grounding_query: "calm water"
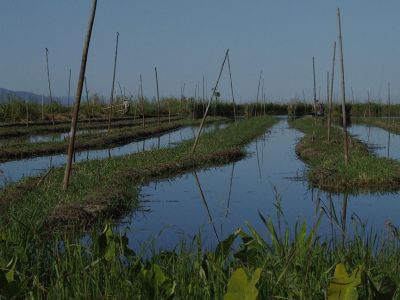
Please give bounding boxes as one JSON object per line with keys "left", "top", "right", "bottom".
{"left": 119, "top": 119, "right": 400, "bottom": 251}
{"left": 0, "top": 124, "right": 224, "bottom": 188}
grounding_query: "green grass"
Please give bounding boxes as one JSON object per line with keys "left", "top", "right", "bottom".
{"left": 1, "top": 115, "right": 400, "bottom": 298}
{"left": 289, "top": 116, "right": 400, "bottom": 192}
{"left": 0, "top": 116, "right": 278, "bottom": 234}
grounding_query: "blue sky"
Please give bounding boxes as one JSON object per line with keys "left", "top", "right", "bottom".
{"left": 1, "top": 1, "right": 400, "bottom": 103}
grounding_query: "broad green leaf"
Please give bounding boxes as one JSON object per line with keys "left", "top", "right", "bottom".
{"left": 5, "top": 256, "right": 17, "bottom": 283}
{"left": 215, "top": 229, "right": 240, "bottom": 260}
{"left": 328, "top": 263, "right": 361, "bottom": 300}
{"left": 224, "top": 268, "right": 262, "bottom": 300}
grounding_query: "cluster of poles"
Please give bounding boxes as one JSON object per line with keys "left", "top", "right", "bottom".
{"left": 313, "top": 8, "right": 349, "bottom": 165}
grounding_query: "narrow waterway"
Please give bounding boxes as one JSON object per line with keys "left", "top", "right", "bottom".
{"left": 119, "top": 119, "right": 400, "bottom": 251}
{"left": 0, "top": 123, "right": 224, "bottom": 188}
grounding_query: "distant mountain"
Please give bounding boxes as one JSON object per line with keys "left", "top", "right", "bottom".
{"left": 0, "top": 88, "right": 70, "bottom": 105}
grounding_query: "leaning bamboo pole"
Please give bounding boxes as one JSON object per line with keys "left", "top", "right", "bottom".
{"left": 107, "top": 32, "right": 119, "bottom": 133}
{"left": 255, "top": 70, "right": 262, "bottom": 117}
{"left": 312, "top": 56, "right": 317, "bottom": 141}
{"left": 337, "top": 7, "right": 349, "bottom": 165}
{"left": 63, "top": 0, "right": 97, "bottom": 190}
{"left": 68, "top": 68, "right": 71, "bottom": 109}
{"left": 328, "top": 41, "right": 336, "bottom": 143}
{"left": 192, "top": 49, "right": 229, "bottom": 153}
{"left": 84, "top": 76, "right": 91, "bottom": 124}
{"left": 227, "top": 52, "right": 237, "bottom": 122}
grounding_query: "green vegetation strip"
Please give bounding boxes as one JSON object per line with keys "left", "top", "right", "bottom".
{"left": 0, "top": 116, "right": 277, "bottom": 232}
{"left": 352, "top": 117, "right": 400, "bottom": 134}
{"left": 0, "top": 117, "right": 225, "bottom": 162}
{"left": 290, "top": 116, "right": 400, "bottom": 192}
{"left": 0, "top": 115, "right": 182, "bottom": 140}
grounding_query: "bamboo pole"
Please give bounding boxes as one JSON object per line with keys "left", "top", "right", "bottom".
{"left": 107, "top": 32, "right": 119, "bottom": 133}
{"left": 41, "top": 95, "right": 44, "bottom": 121}
{"left": 388, "top": 82, "right": 391, "bottom": 117}
{"left": 337, "top": 7, "right": 349, "bottom": 165}
{"left": 255, "top": 70, "right": 262, "bottom": 117}
{"left": 227, "top": 52, "right": 237, "bottom": 122}
{"left": 155, "top": 67, "right": 160, "bottom": 126}
{"left": 192, "top": 49, "right": 229, "bottom": 153}
{"left": 140, "top": 74, "right": 145, "bottom": 128}
{"left": 328, "top": 41, "right": 336, "bottom": 143}
{"left": 202, "top": 75, "right": 205, "bottom": 117}
{"left": 68, "top": 68, "right": 71, "bottom": 109}
{"left": 45, "top": 48, "right": 55, "bottom": 125}
{"left": 26, "top": 100, "right": 29, "bottom": 127}
{"left": 84, "top": 76, "right": 91, "bottom": 124}
{"left": 312, "top": 56, "right": 317, "bottom": 140}
{"left": 63, "top": 0, "right": 97, "bottom": 190}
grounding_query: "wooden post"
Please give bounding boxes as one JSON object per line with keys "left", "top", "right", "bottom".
{"left": 84, "top": 76, "right": 91, "bottom": 124}
{"left": 255, "top": 70, "right": 262, "bottom": 117}
{"left": 328, "top": 41, "right": 336, "bottom": 143}
{"left": 155, "top": 67, "right": 160, "bottom": 126}
{"left": 45, "top": 48, "right": 55, "bottom": 125}
{"left": 388, "top": 82, "right": 391, "bottom": 117}
{"left": 192, "top": 49, "right": 229, "bottom": 153}
{"left": 140, "top": 74, "right": 145, "bottom": 128}
{"left": 63, "top": 0, "right": 97, "bottom": 190}
{"left": 227, "top": 52, "right": 237, "bottom": 122}
{"left": 107, "top": 32, "right": 119, "bottom": 133}
{"left": 68, "top": 68, "right": 71, "bottom": 109}
{"left": 337, "top": 7, "right": 349, "bottom": 165}
{"left": 26, "top": 100, "right": 29, "bottom": 127}
{"left": 312, "top": 56, "right": 317, "bottom": 140}
{"left": 41, "top": 95, "right": 44, "bottom": 121}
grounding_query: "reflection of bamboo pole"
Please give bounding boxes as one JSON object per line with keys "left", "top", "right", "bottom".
{"left": 337, "top": 7, "right": 349, "bottom": 165}
{"left": 193, "top": 172, "right": 220, "bottom": 242}
{"left": 63, "top": 0, "right": 97, "bottom": 190}
{"left": 341, "top": 193, "right": 348, "bottom": 246}
{"left": 192, "top": 49, "right": 229, "bottom": 153}
{"left": 107, "top": 32, "right": 119, "bottom": 133}
{"left": 225, "top": 163, "right": 235, "bottom": 218}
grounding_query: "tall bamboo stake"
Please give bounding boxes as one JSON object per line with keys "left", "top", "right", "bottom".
{"left": 312, "top": 56, "right": 317, "bottom": 140}
{"left": 192, "top": 49, "right": 229, "bottom": 153}
{"left": 388, "top": 82, "right": 391, "bottom": 117}
{"left": 140, "top": 74, "right": 145, "bottom": 128}
{"left": 107, "top": 32, "right": 119, "bottom": 133}
{"left": 26, "top": 100, "right": 29, "bottom": 127}
{"left": 63, "top": 0, "right": 97, "bottom": 190}
{"left": 227, "top": 52, "right": 237, "bottom": 122}
{"left": 337, "top": 7, "right": 349, "bottom": 165}
{"left": 41, "top": 95, "right": 44, "bottom": 121}
{"left": 255, "top": 70, "right": 262, "bottom": 117}
{"left": 328, "top": 41, "right": 336, "bottom": 143}
{"left": 84, "top": 76, "right": 91, "bottom": 124}
{"left": 155, "top": 67, "right": 160, "bottom": 126}
{"left": 202, "top": 75, "right": 205, "bottom": 117}
{"left": 68, "top": 68, "right": 71, "bottom": 108}
{"left": 45, "top": 48, "right": 55, "bottom": 125}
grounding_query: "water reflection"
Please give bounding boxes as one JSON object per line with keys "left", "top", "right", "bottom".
{"left": 119, "top": 120, "right": 400, "bottom": 251}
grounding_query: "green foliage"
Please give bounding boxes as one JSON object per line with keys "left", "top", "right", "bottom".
{"left": 224, "top": 268, "right": 262, "bottom": 300}
{"left": 328, "top": 263, "right": 362, "bottom": 300}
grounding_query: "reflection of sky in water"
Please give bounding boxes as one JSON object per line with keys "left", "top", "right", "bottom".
{"left": 348, "top": 124, "right": 400, "bottom": 160}
{"left": 118, "top": 120, "right": 400, "bottom": 251}
{"left": 0, "top": 124, "right": 225, "bottom": 188}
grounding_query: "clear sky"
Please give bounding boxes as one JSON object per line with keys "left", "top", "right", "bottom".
{"left": 1, "top": 1, "right": 400, "bottom": 103}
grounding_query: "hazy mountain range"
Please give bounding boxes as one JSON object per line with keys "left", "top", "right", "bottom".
{"left": 0, "top": 87, "right": 71, "bottom": 105}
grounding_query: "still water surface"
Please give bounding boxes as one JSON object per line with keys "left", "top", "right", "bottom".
{"left": 119, "top": 119, "right": 400, "bottom": 251}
